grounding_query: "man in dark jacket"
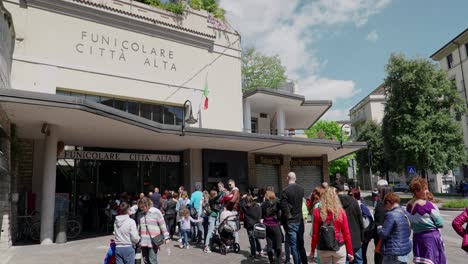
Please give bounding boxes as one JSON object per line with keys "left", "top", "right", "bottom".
{"left": 281, "top": 172, "right": 307, "bottom": 264}
{"left": 335, "top": 183, "right": 364, "bottom": 264}
{"left": 150, "top": 187, "right": 161, "bottom": 209}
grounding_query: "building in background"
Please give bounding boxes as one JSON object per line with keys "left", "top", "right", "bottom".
{"left": 0, "top": 0, "right": 365, "bottom": 247}
{"left": 430, "top": 28, "right": 468, "bottom": 184}
{"left": 0, "top": 0, "right": 15, "bottom": 249}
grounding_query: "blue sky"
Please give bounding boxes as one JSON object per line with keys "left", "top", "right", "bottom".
{"left": 220, "top": 0, "right": 468, "bottom": 120}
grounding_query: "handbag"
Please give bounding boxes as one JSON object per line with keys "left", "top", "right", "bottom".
{"left": 375, "top": 239, "right": 382, "bottom": 254}
{"left": 253, "top": 223, "right": 266, "bottom": 239}
{"left": 144, "top": 215, "right": 165, "bottom": 247}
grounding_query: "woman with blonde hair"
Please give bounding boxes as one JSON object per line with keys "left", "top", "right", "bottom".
{"left": 261, "top": 190, "right": 283, "bottom": 264}
{"left": 311, "top": 187, "right": 353, "bottom": 264}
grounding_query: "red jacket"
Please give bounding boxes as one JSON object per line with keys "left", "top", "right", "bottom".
{"left": 452, "top": 207, "right": 468, "bottom": 253}
{"left": 311, "top": 208, "right": 353, "bottom": 256}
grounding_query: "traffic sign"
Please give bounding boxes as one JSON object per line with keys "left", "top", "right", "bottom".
{"left": 407, "top": 166, "right": 416, "bottom": 176}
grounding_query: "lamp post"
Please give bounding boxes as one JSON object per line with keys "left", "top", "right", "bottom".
{"left": 181, "top": 100, "right": 198, "bottom": 136}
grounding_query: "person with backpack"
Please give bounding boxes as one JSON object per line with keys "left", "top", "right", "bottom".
{"left": 376, "top": 192, "right": 411, "bottom": 264}
{"left": 350, "top": 188, "right": 374, "bottom": 264}
{"left": 262, "top": 190, "right": 283, "bottom": 264}
{"left": 240, "top": 193, "right": 263, "bottom": 258}
{"left": 311, "top": 187, "right": 354, "bottom": 264}
{"left": 308, "top": 186, "right": 325, "bottom": 263}
{"left": 334, "top": 183, "right": 364, "bottom": 264}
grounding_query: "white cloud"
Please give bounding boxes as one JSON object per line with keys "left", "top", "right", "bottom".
{"left": 367, "top": 30, "right": 379, "bottom": 42}
{"left": 321, "top": 108, "right": 351, "bottom": 121}
{"left": 220, "top": 0, "right": 391, "bottom": 101}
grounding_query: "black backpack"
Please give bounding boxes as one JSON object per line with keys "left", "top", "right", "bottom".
{"left": 317, "top": 215, "right": 340, "bottom": 251}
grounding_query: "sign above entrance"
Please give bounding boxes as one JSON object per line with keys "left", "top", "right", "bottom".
{"left": 255, "top": 155, "right": 283, "bottom": 165}
{"left": 290, "top": 157, "right": 322, "bottom": 167}
{"left": 59, "top": 151, "right": 180, "bottom": 162}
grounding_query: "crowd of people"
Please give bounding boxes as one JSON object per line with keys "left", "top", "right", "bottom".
{"left": 104, "top": 173, "right": 468, "bottom": 264}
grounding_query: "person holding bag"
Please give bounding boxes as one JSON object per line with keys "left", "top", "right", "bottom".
{"left": 138, "top": 197, "right": 170, "bottom": 264}
{"left": 376, "top": 192, "right": 411, "bottom": 264}
{"left": 452, "top": 207, "right": 468, "bottom": 253}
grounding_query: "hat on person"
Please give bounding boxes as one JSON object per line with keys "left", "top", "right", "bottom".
{"left": 377, "top": 179, "right": 389, "bottom": 187}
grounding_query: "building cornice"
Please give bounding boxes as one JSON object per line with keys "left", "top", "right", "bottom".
{"left": 431, "top": 28, "right": 468, "bottom": 60}
{"left": 26, "top": 0, "right": 218, "bottom": 50}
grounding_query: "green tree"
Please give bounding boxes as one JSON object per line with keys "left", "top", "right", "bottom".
{"left": 355, "top": 121, "right": 387, "bottom": 179}
{"left": 305, "top": 121, "right": 355, "bottom": 178}
{"left": 382, "top": 54, "right": 467, "bottom": 177}
{"left": 242, "top": 47, "right": 287, "bottom": 90}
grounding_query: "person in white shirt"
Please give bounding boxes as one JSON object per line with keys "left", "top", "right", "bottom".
{"left": 114, "top": 202, "right": 140, "bottom": 264}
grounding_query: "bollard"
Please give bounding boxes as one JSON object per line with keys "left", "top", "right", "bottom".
{"left": 55, "top": 215, "right": 67, "bottom": 243}
{"left": 135, "top": 246, "right": 142, "bottom": 264}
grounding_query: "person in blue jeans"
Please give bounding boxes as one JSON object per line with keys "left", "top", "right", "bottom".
{"left": 280, "top": 172, "right": 308, "bottom": 264}
{"left": 113, "top": 202, "right": 140, "bottom": 264}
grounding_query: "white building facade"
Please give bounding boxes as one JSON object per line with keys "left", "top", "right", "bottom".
{"left": 0, "top": 0, "right": 365, "bottom": 247}
{"left": 431, "top": 28, "right": 468, "bottom": 183}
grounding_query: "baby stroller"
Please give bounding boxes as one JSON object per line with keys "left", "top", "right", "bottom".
{"left": 210, "top": 214, "right": 241, "bottom": 255}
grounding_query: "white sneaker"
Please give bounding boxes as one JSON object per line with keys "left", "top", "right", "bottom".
{"left": 203, "top": 247, "right": 212, "bottom": 253}
{"left": 179, "top": 244, "right": 184, "bottom": 249}
{"left": 186, "top": 245, "right": 190, "bottom": 249}
{"left": 178, "top": 238, "right": 182, "bottom": 243}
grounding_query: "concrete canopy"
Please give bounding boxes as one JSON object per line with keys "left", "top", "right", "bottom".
{"left": 243, "top": 89, "right": 332, "bottom": 129}
{"left": 0, "top": 89, "right": 365, "bottom": 161}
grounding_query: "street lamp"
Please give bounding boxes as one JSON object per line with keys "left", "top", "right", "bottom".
{"left": 181, "top": 100, "right": 198, "bottom": 136}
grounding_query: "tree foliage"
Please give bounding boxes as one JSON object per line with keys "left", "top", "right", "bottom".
{"left": 242, "top": 47, "right": 287, "bottom": 90}
{"left": 382, "top": 54, "right": 467, "bottom": 176}
{"left": 135, "top": 0, "right": 225, "bottom": 18}
{"left": 305, "top": 121, "right": 355, "bottom": 177}
{"left": 355, "top": 121, "right": 387, "bottom": 176}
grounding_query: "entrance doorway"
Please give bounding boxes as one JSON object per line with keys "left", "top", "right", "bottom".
{"left": 56, "top": 154, "right": 182, "bottom": 233}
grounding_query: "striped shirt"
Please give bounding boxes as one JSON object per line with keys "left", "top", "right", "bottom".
{"left": 138, "top": 208, "right": 169, "bottom": 248}
{"left": 406, "top": 199, "right": 444, "bottom": 234}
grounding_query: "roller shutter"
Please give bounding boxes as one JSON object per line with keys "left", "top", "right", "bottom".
{"left": 255, "top": 164, "right": 280, "bottom": 194}
{"left": 292, "top": 165, "right": 322, "bottom": 198}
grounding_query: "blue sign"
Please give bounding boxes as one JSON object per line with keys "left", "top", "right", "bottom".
{"left": 407, "top": 166, "right": 416, "bottom": 175}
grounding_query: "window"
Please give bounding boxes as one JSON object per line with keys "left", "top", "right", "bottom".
{"left": 140, "top": 103, "right": 153, "bottom": 120}
{"left": 152, "top": 105, "right": 164, "bottom": 123}
{"left": 127, "top": 101, "right": 139, "bottom": 116}
{"left": 101, "top": 97, "right": 114, "bottom": 108}
{"left": 465, "top": 43, "right": 468, "bottom": 59}
{"left": 173, "top": 107, "right": 183, "bottom": 125}
{"left": 447, "top": 54, "right": 454, "bottom": 69}
{"left": 113, "top": 99, "right": 127, "bottom": 112}
{"left": 163, "top": 106, "right": 176, "bottom": 125}
{"left": 85, "top": 94, "right": 100, "bottom": 103}
{"left": 251, "top": 118, "right": 258, "bottom": 133}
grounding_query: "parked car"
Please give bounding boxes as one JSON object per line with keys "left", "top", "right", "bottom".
{"left": 393, "top": 183, "right": 409, "bottom": 193}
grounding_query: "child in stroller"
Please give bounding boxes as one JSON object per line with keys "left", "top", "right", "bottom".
{"left": 209, "top": 211, "right": 241, "bottom": 255}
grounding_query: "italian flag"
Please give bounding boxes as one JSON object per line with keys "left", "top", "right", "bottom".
{"left": 203, "top": 79, "right": 209, "bottom": 110}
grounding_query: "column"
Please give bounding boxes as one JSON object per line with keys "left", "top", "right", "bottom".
{"left": 243, "top": 99, "right": 251, "bottom": 133}
{"left": 40, "top": 125, "right": 57, "bottom": 245}
{"left": 276, "top": 108, "right": 285, "bottom": 136}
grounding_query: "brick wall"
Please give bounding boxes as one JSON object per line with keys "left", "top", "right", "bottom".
{"left": 16, "top": 139, "right": 34, "bottom": 194}
{"left": 247, "top": 153, "right": 256, "bottom": 188}
{"left": 322, "top": 154, "right": 330, "bottom": 183}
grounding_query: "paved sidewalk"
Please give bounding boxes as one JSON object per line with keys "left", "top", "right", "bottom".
{"left": 2, "top": 224, "right": 313, "bottom": 264}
